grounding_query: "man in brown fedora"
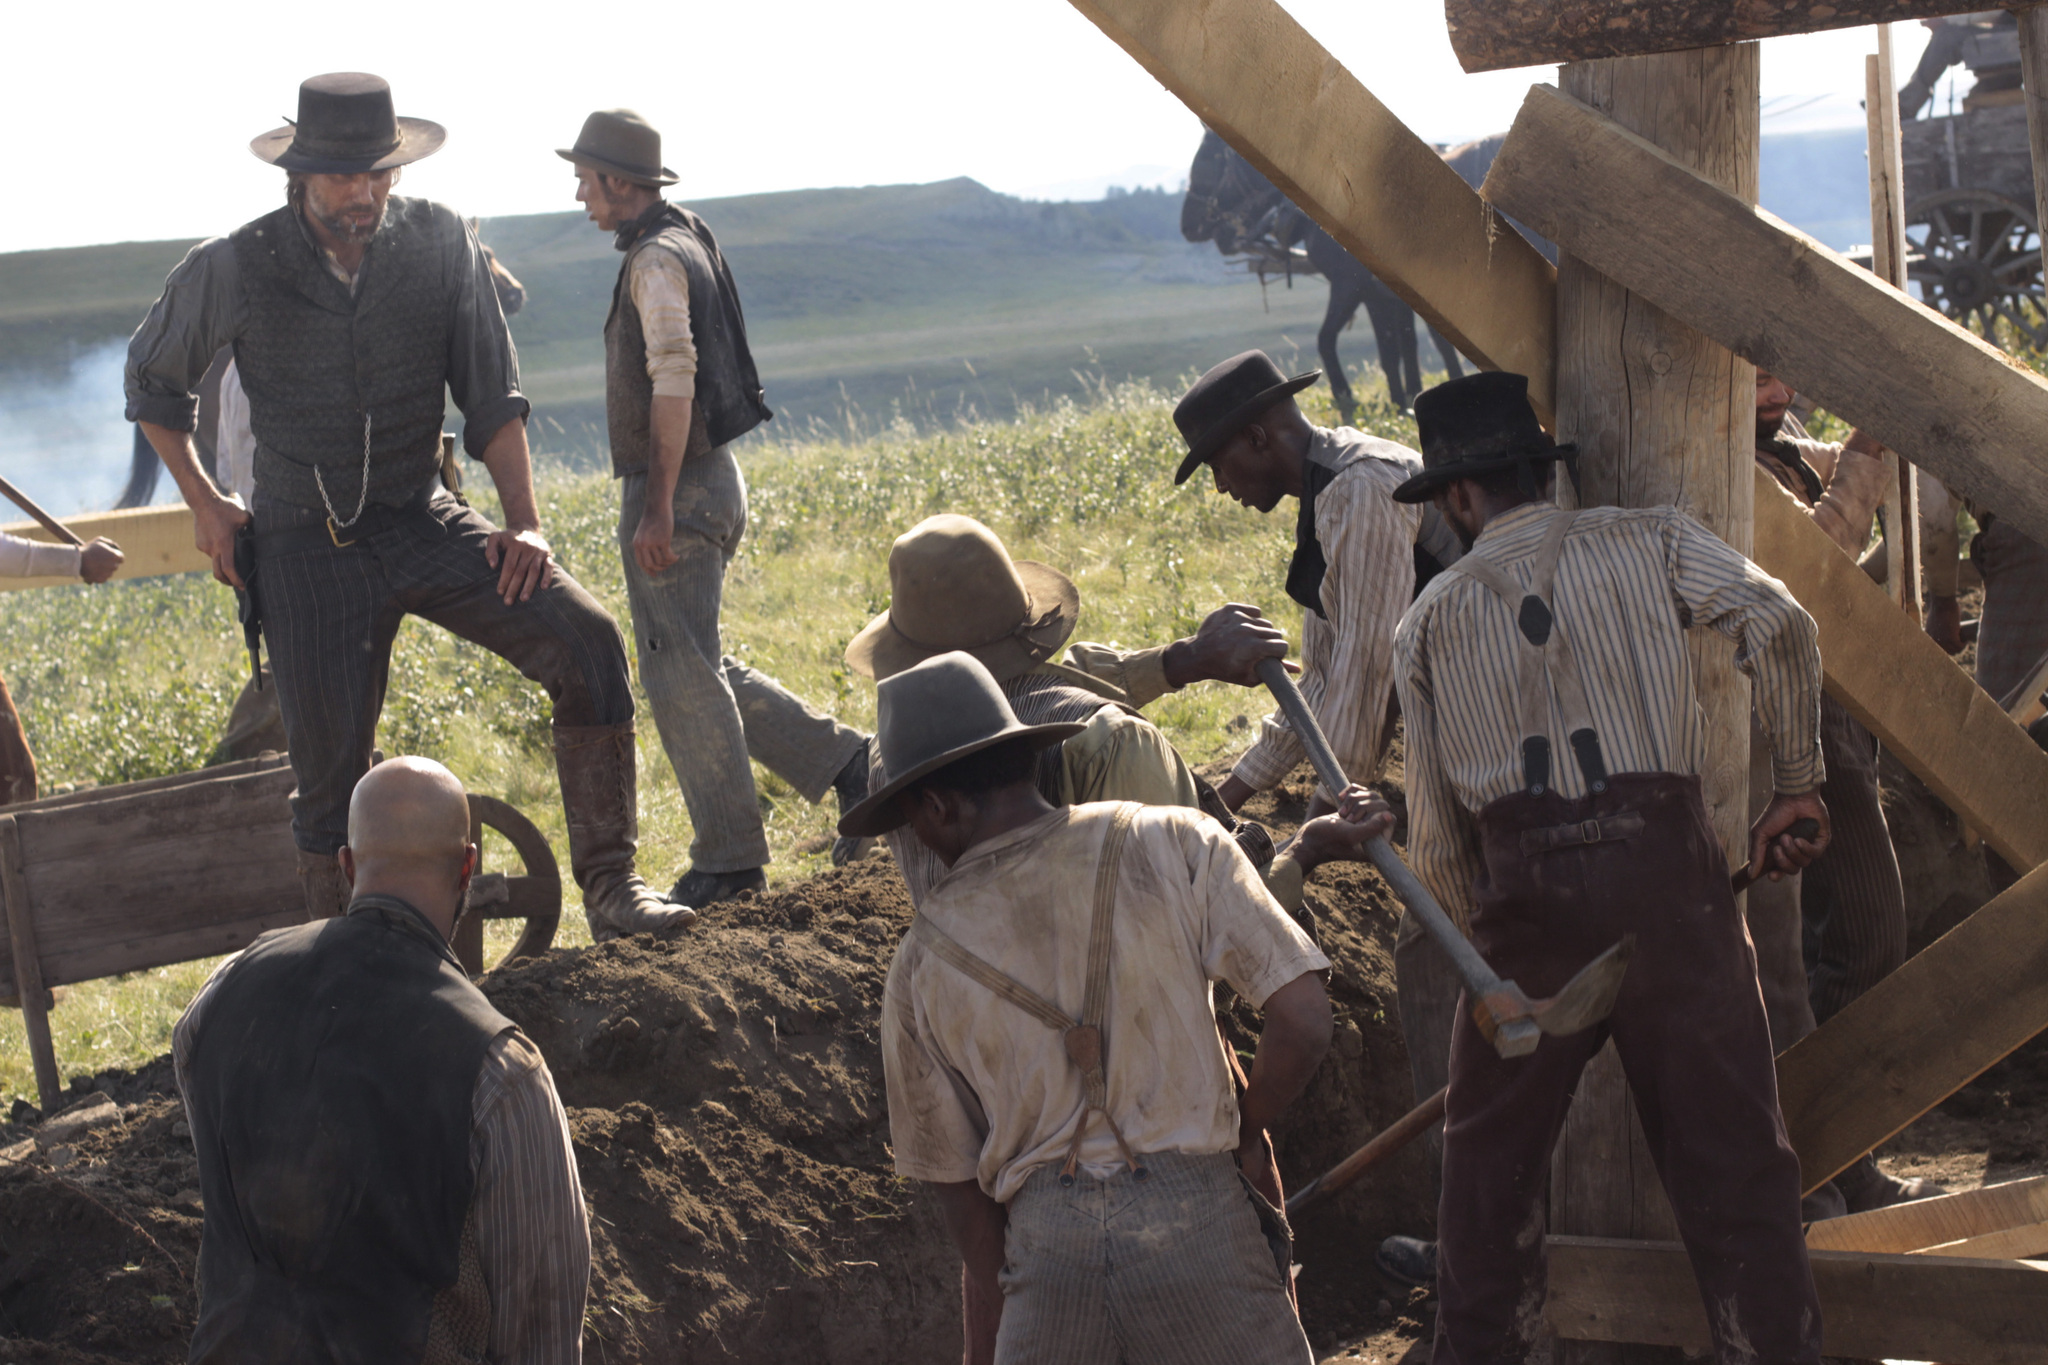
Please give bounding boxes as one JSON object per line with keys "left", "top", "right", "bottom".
{"left": 127, "top": 73, "right": 687, "bottom": 939}
{"left": 850, "top": 650, "right": 1359, "bottom": 1365}
{"left": 560, "top": 108, "right": 873, "bottom": 902}
{"left": 1171, "top": 347, "right": 1467, "bottom": 1285}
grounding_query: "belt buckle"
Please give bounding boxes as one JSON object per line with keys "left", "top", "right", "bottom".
{"left": 327, "top": 517, "right": 357, "bottom": 548}
{"left": 1579, "top": 818, "right": 1603, "bottom": 846}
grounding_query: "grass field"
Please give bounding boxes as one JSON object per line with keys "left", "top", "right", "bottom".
{"left": 0, "top": 378, "right": 1427, "bottom": 1109}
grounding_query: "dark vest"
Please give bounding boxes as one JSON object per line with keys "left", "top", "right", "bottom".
{"left": 605, "top": 202, "right": 771, "bottom": 477}
{"left": 230, "top": 197, "right": 461, "bottom": 512}
{"left": 184, "top": 896, "right": 512, "bottom": 1365}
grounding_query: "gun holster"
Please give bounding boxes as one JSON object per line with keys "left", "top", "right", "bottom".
{"left": 233, "top": 524, "right": 263, "bottom": 689}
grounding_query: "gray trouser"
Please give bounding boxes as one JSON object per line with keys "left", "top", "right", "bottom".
{"left": 617, "top": 448, "right": 864, "bottom": 872}
{"left": 254, "top": 483, "right": 633, "bottom": 856}
{"left": 997, "top": 1151, "right": 1310, "bottom": 1365}
{"left": 1801, "top": 695, "right": 1907, "bottom": 1024}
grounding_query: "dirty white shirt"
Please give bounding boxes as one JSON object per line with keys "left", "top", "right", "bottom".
{"left": 882, "top": 802, "right": 1329, "bottom": 1203}
{"left": 630, "top": 248, "right": 698, "bottom": 397}
{"left": 0, "top": 531, "right": 80, "bottom": 579}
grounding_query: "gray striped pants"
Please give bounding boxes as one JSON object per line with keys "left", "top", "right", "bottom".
{"left": 618, "top": 449, "right": 864, "bottom": 872}
{"left": 1801, "top": 695, "right": 1907, "bottom": 1023}
{"left": 995, "top": 1151, "right": 1310, "bottom": 1365}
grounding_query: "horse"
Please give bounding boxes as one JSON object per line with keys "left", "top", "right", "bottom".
{"left": 116, "top": 238, "right": 528, "bottom": 508}
{"left": 1181, "top": 130, "right": 1550, "bottom": 419}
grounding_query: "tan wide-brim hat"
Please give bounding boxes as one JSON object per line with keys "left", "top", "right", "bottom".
{"left": 845, "top": 514, "right": 1081, "bottom": 683}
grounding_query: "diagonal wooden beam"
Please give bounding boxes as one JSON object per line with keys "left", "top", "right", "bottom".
{"left": 1063, "top": 0, "right": 1558, "bottom": 420}
{"left": 1482, "top": 81, "right": 2048, "bottom": 555}
{"left": 1445, "top": 1, "right": 2013, "bottom": 73}
{"left": 0, "top": 506, "right": 208, "bottom": 593}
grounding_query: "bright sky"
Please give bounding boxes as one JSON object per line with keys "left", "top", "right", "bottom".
{"left": 7, "top": 1, "right": 1937, "bottom": 255}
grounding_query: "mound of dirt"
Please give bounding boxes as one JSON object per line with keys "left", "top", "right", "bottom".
{"left": 0, "top": 770, "right": 1430, "bottom": 1362}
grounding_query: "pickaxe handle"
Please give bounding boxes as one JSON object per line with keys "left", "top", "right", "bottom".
{"left": 1286, "top": 1085, "right": 1447, "bottom": 1217}
{"left": 0, "top": 474, "right": 85, "bottom": 548}
{"left": 1253, "top": 658, "right": 1541, "bottom": 1056}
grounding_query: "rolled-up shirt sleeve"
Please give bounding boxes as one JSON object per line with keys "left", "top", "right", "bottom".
{"left": 629, "top": 249, "right": 699, "bottom": 399}
{"left": 445, "top": 217, "right": 530, "bottom": 458}
{"left": 125, "top": 238, "right": 243, "bottom": 433}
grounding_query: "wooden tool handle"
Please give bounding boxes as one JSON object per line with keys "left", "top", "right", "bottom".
{"left": 0, "top": 474, "right": 85, "bottom": 548}
{"left": 1730, "top": 817, "right": 1823, "bottom": 894}
{"left": 1286, "top": 1086, "right": 1448, "bottom": 1216}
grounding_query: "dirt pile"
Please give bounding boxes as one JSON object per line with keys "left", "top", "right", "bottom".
{"left": 0, "top": 773, "right": 1431, "bottom": 1362}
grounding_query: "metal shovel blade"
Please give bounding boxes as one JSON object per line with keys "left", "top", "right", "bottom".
{"left": 1531, "top": 935, "right": 1634, "bottom": 1037}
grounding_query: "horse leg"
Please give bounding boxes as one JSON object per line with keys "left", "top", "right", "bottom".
{"left": 1429, "top": 324, "right": 1466, "bottom": 381}
{"left": 1397, "top": 309, "right": 1423, "bottom": 407}
{"left": 1319, "top": 285, "right": 1360, "bottom": 423}
{"left": 115, "top": 424, "right": 160, "bottom": 509}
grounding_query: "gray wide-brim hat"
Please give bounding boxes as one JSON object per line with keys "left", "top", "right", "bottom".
{"left": 557, "top": 109, "right": 679, "bottom": 187}
{"left": 250, "top": 73, "right": 445, "bottom": 174}
{"left": 837, "top": 652, "right": 1083, "bottom": 838}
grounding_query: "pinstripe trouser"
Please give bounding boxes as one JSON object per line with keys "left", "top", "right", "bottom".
{"left": 995, "top": 1151, "right": 1310, "bottom": 1365}
{"left": 253, "top": 484, "right": 633, "bottom": 856}
{"left": 1801, "top": 695, "right": 1907, "bottom": 1024}
{"left": 617, "top": 449, "right": 865, "bottom": 872}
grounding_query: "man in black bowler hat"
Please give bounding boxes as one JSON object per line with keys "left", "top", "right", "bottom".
{"left": 1171, "top": 347, "right": 1465, "bottom": 1285}
{"left": 1391, "top": 371, "right": 1830, "bottom": 1365}
{"left": 127, "top": 73, "right": 689, "bottom": 937}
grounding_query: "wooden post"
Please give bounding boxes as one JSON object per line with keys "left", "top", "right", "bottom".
{"left": 2017, "top": 9, "right": 2048, "bottom": 301}
{"left": 1549, "top": 48, "right": 1759, "bottom": 1359}
{"left": 0, "top": 815, "right": 60, "bottom": 1113}
{"left": 1868, "top": 29, "right": 1924, "bottom": 617}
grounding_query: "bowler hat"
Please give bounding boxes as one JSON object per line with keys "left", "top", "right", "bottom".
{"left": 249, "top": 73, "right": 445, "bottom": 174}
{"left": 837, "top": 652, "right": 1085, "bottom": 838}
{"left": 844, "top": 515, "right": 1080, "bottom": 684}
{"left": 1171, "top": 350, "right": 1321, "bottom": 485}
{"left": 557, "top": 109, "right": 679, "bottom": 188}
{"left": 1391, "top": 372, "right": 1575, "bottom": 503}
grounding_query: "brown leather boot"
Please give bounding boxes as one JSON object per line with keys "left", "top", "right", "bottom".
{"left": 296, "top": 849, "right": 351, "bottom": 920}
{"left": 553, "top": 723, "right": 696, "bottom": 943}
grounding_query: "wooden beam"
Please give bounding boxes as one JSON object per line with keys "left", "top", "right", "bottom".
{"left": 1806, "top": 1175, "right": 2048, "bottom": 1253}
{"left": 0, "top": 505, "right": 208, "bottom": 592}
{"left": 1867, "top": 32, "right": 1922, "bottom": 617}
{"left": 1775, "top": 857, "right": 2048, "bottom": 1192}
{"left": 1445, "top": 1, "right": 2009, "bottom": 74}
{"left": 1922, "top": 1220, "right": 2048, "bottom": 1260}
{"left": 1482, "top": 81, "right": 2048, "bottom": 555}
{"left": 1545, "top": 1235, "right": 2048, "bottom": 1363}
{"left": 1063, "top": 0, "right": 1559, "bottom": 420}
{"left": 2018, "top": 8, "right": 2048, "bottom": 263}
{"left": 0, "top": 815, "right": 60, "bottom": 1114}
{"left": 1753, "top": 467, "right": 2048, "bottom": 873}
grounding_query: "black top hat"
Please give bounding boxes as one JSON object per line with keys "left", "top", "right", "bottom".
{"left": 557, "top": 110, "right": 679, "bottom": 188}
{"left": 837, "top": 652, "right": 1084, "bottom": 838}
{"left": 1391, "top": 372, "right": 1575, "bottom": 504}
{"left": 1171, "top": 350, "right": 1321, "bottom": 485}
{"left": 249, "top": 73, "right": 445, "bottom": 174}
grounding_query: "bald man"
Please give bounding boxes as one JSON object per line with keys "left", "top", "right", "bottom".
{"left": 174, "top": 758, "right": 590, "bottom": 1364}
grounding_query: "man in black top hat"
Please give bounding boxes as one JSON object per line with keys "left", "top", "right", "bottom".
{"left": 1392, "top": 371, "right": 1830, "bottom": 1365}
{"left": 1171, "top": 348, "right": 1465, "bottom": 1285}
{"left": 557, "top": 109, "right": 874, "bottom": 910}
{"left": 127, "top": 73, "right": 687, "bottom": 936}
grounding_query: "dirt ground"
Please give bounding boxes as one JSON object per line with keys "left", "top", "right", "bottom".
{"left": 0, "top": 762, "right": 2036, "bottom": 1363}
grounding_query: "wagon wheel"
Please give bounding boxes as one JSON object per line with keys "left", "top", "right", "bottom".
{"left": 459, "top": 794, "right": 562, "bottom": 976}
{"left": 1905, "top": 190, "right": 2048, "bottom": 349}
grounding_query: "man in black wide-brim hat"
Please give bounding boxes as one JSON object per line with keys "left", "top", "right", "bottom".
{"left": 1389, "top": 371, "right": 1833, "bottom": 1364}
{"left": 126, "top": 73, "right": 688, "bottom": 937}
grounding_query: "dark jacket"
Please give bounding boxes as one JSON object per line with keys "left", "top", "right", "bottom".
{"left": 605, "top": 201, "right": 771, "bottom": 477}
{"left": 183, "top": 896, "right": 511, "bottom": 1365}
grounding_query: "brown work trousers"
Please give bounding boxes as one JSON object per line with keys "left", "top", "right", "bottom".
{"left": 1432, "top": 773, "right": 1821, "bottom": 1365}
{"left": 0, "top": 674, "right": 35, "bottom": 807}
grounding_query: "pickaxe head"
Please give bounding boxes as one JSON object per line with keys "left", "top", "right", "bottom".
{"left": 1471, "top": 934, "right": 1635, "bottom": 1059}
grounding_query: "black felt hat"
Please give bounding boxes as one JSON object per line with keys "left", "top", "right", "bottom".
{"left": 249, "top": 73, "right": 445, "bottom": 174}
{"left": 1171, "top": 350, "right": 1321, "bottom": 485}
{"left": 1392, "top": 372, "right": 1575, "bottom": 503}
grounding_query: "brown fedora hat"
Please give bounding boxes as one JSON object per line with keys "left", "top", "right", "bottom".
{"left": 837, "top": 652, "right": 1084, "bottom": 838}
{"left": 557, "top": 109, "right": 679, "bottom": 188}
{"left": 249, "top": 73, "right": 445, "bottom": 174}
{"left": 844, "top": 515, "right": 1080, "bottom": 683}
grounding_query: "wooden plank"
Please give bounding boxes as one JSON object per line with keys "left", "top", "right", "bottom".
{"left": 1921, "top": 1220, "right": 2048, "bottom": 1260}
{"left": 1776, "top": 858, "right": 2048, "bottom": 1192}
{"left": 1482, "top": 81, "right": 2048, "bottom": 554}
{"left": 0, "top": 816, "right": 60, "bottom": 1113}
{"left": 0, "top": 505, "right": 209, "bottom": 593}
{"left": 0, "top": 753, "right": 289, "bottom": 816}
{"left": 1807, "top": 1175, "right": 2048, "bottom": 1252}
{"left": 1868, "top": 35, "right": 1922, "bottom": 617}
{"left": 1546, "top": 1234, "right": 2048, "bottom": 1363}
{"left": 1753, "top": 468, "right": 2048, "bottom": 872}
{"left": 1444, "top": 1, "right": 2007, "bottom": 74}
{"left": 2020, "top": 9, "right": 2048, "bottom": 293}
{"left": 1063, "top": 0, "right": 1559, "bottom": 420}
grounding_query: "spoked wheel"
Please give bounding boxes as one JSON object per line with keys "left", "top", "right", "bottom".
{"left": 454, "top": 794, "right": 562, "bottom": 977}
{"left": 1905, "top": 190, "right": 2048, "bottom": 348}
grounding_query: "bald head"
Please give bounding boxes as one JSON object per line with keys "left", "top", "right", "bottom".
{"left": 339, "top": 758, "right": 477, "bottom": 935}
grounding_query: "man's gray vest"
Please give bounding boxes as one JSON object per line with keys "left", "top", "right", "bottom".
{"left": 183, "top": 896, "right": 512, "bottom": 1365}
{"left": 604, "top": 202, "right": 771, "bottom": 477}
{"left": 230, "top": 197, "right": 461, "bottom": 511}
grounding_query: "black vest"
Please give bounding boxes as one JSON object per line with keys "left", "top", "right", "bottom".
{"left": 605, "top": 202, "right": 771, "bottom": 477}
{"left": 230, "top": 197, "right": 461, "bottom": 511}
{"left": 184, "top": 896, "right": 512, "bottom": 1365}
